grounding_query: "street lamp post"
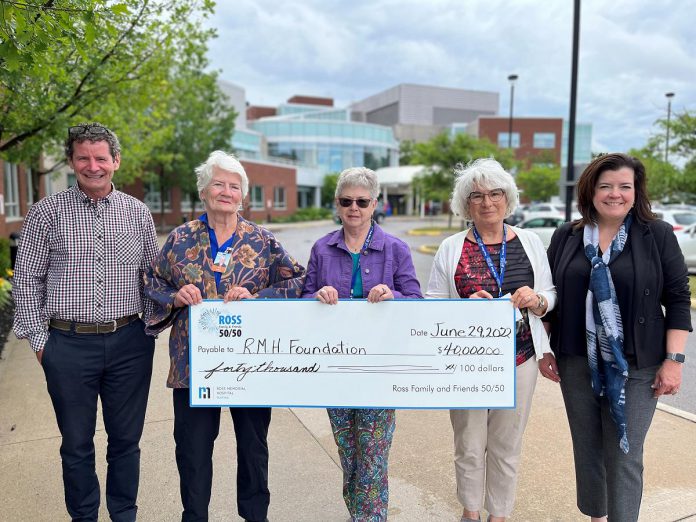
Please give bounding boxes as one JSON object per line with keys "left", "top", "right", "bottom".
{"left": 665, "top": 92, "right": 675, "bottom": 163}
{"left": 507, "top": 74, "right": 518, "bottom": 149}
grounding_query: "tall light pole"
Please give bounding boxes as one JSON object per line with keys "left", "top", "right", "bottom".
{"left": 507, "top": 74, "right": 518, "bottom": 149}
{"left": 565, "top": 0, "right": 581, "bottom": 222}
{"left": 665, "top": 92, "right": 675, "bottom": 163}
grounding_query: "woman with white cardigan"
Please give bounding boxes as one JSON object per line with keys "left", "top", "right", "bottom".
{"left": 426, "top": 158, "right": 556, "bottom": 522}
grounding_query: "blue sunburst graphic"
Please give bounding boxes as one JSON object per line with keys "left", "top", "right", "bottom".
{"left": 198, "top": 308, "right": 221, "bottom": 333}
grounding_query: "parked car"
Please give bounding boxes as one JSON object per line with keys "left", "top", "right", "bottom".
{"left": 653, "top": 208, "right": 696, "bottom": 231}
{"left": 675, "top": 223, "right": 696, "bottom": 273}
{"left": 504, "top": 206, "right": 526, "bottom": 226}
{"left": 524, "top": 203, "right": 580, "bottom": 221}
{"left": 517, "top": 216, "right": 566, "bottom": 248}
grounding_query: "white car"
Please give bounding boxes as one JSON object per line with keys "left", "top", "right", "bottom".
{"left": 517, "top": 217, "right": 566, "bottom": 248}
{"left": 524, "top": 203, "right": 580, "bottom": 221}
{"left": 653, "top": 209, "right": 696, "bottom": 232}
{"left": 675, "top": 223, "right": 696, "bottom": 273}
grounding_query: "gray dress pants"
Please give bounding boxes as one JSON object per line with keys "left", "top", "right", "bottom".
{"left": 558, "top": 354, "right": 659, "bottom": 521}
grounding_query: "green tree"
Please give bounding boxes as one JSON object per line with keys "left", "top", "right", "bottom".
{"left": 399, "top": 139, "right": 416, "bottom": 165}
{"left": 321, "top": 173, "right": 339, "bottom": 207}
{"left": 406, "top": 132, "right": 517, "bottom": 223}
{"left": 679, "top": 159, "right": 696, "bottom": 203}
{"left": 629, "top": 147, "right": 680, "bottom": 202}
{"left": 145, "top": 55, "right": 238, "bottom": 223}
{"left": 0, "top": 0, "right": 216, "bottom": 187}
{"left": 515, "top": 165, "right": 560, "bottom": 202}
{"left": 656, "top": 110, "right": 696, "bottom": 163}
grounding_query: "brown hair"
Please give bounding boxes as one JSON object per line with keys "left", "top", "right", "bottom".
{"left": 575, "top": 153, "right": 655, "bottom": 227}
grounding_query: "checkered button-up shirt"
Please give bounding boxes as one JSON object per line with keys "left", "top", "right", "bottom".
{"left": 12, "top": 184, "right": 159, "bottom": 352}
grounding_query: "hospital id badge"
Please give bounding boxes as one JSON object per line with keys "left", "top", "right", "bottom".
{"left": 212, "top": 249, "right": 232, "bottom": 273}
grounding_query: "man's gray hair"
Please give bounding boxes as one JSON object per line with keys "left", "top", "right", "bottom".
{"left": 450, "top": 158, "right": 519, "bottom": 220}
{"left": 335, "top": 167, "right": 380, "bottom": 199}
{"left": 65, "top": 122, "right": 121, "bottom": 160}
{"left": 195, "top": 150, "right": 249, "bottom": 198}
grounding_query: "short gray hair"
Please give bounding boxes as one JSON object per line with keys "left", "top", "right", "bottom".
{"left": 65, "top": 122, "right": 121, "bottom": 160}
{"left": 450, "top": 158, "right": 519, "bottom": 220}
{"left": 195, "top": 151, "right": 249, "bottom": 198}
{"left": 335, "top": 167, "right": 380, "bottom": 199}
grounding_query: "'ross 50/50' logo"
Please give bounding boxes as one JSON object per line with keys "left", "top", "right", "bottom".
{"left": 198, "top": 309, "right": 243, "bottom": 338}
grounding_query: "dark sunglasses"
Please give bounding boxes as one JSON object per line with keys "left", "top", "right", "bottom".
{"left": 338, "top": 197, "right": 372, "bottom": 208}
{"left": 68, "top": 125, "right": 109, "bottom": 138}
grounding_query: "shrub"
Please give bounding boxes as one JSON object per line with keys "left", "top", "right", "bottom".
{"left": 0, "top": 238, "right": 11, "bottom": 308}
{"left": 273, "top": 207, "right": 332, "bottom": 223}
{"left": 0, "top": 238, "right": 10, "bottom": 275}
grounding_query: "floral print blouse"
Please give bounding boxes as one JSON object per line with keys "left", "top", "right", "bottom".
{"left": 144, "top": 217, "right": 306, "bottom": 388}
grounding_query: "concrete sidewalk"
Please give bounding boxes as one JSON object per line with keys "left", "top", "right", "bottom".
{"left": 1, "top": 332, "right": 695, "bottom": 521}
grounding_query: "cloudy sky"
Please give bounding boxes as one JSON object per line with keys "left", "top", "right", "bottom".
{"left": 205, "top": 0, "right": 696, "bottom": 154}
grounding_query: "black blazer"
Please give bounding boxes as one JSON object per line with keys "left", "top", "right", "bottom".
{"left": 546, "top": 218, "right": 692, "bottom": 369}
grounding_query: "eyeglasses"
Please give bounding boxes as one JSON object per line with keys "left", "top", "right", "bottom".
{"left": 68, "top": 124, "right": 110, "bottom": 138}
{"left": 338, "top": 197, "right": 372, "bottom": 208}
{"left": 468, "top": 189, "right": 506, "bottom": 204}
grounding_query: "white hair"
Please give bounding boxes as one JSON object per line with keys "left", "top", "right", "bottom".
{"left": 195, "top": 150, "right": 249, "bottom": 198}
{"left": 450, "top": 158, "right": 519, "bottom": 220}
{"left": 335, "top": 167, "right": 380, "bottom": 199}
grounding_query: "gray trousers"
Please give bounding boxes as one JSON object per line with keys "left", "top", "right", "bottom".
{"left": 558, "top": 355, "right": 659, "bottom": 521}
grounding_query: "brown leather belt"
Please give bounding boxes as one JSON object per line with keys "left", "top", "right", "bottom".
{"left": 49, "top": 314, "right": 140, "bottom": 334}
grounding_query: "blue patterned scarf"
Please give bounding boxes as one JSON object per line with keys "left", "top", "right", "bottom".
{"left": 583, "top": 214, "right": 632, "bottom": 454}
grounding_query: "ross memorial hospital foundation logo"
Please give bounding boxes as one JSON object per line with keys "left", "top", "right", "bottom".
{"left": 198, "top": 387, "right": 211, "bottom": 399}
{"left": 198, "top": 308, "right": 243, "bottom": 338}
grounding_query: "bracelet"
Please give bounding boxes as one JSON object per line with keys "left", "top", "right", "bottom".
{"left": 536, "top": 294, "right": 546, "bottom": 310}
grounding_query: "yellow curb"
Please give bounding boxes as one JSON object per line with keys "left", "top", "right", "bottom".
{"left": 417, "top": 244, "right": 439, "bottom": 255}
{"left": 407, "top": 229, "right": 447, "bottom": 236}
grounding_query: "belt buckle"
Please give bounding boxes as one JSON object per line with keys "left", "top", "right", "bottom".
{"left": 102, "top": 319, "right": 118, "bottom": 334}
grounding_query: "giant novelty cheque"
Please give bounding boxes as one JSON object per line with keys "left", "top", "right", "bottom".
{"left": 189, "top": 299, "right": 517, "bottom": 409}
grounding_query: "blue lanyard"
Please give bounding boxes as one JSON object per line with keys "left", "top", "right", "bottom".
{"left": 349, "top": 225, "right": 374, "bottom": 299}
{"left": 472, "top": 224, "right": 507, "bottom": 298}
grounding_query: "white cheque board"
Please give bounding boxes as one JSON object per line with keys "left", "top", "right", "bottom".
{"left": 189, "top": 299, "right": 517, "bottom": 409}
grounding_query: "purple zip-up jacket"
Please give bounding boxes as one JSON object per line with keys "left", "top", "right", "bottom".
{"left": 301, "top": 224, "right": 423, "bottom": 299}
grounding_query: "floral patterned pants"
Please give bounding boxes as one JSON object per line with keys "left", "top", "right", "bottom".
{"left": 327, "top": 408, "right": 396, "bottom": 522}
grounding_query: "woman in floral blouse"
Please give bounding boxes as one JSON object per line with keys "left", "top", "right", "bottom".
{"left": 145, "top": 150, "right": 305, "bottom": 522}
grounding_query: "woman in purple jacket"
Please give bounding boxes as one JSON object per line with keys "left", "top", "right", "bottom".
{"left": 302, "top": 166, "right": 422, "bottom": 521}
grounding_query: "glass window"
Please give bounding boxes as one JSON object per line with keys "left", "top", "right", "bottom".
{"left": 317, "top": 123, "right": 330, "bottom": 137}
{"left": 273, "top": 186, "right": 286, "bottom": 210}
{"left": 523, "top": 218, "right": 547, "bottom": 228}
{"left": 533, "top": 133, "right": 556, "bottom": 149}
{"left": 26, "top": 168, "right": 34, "bottom": 206}
{"left": 250, "top": 186, "right": 264, "bottom": 210}
{"left": 143, "top": 181, "right": 171, "bottom": 212}
{"left": 674, "top": 213, "right": 696, "bottom": 226}
{"left": 497, "top": 132, "right": 520, "bottom": 148}
{"left": 3, "top": 162, "right": 20, "bottom": 218}
{"left": 180, "top": 193, "right": 201, "bottom": 214}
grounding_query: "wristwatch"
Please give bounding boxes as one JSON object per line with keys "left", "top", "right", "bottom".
{"left": 665, "top": 353, "right": 686, "bottom": 364}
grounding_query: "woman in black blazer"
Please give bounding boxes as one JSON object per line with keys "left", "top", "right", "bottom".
{"left": 541, "top": 153, "right": 691, "bottom": 522}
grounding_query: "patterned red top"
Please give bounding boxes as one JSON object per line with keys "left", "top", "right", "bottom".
{"left": 454, "top": 237, "right": 535, "bottom": 366}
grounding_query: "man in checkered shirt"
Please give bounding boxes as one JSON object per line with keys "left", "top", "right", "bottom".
{"left": 12, "top": 122, "right": 158, "bottom": 522}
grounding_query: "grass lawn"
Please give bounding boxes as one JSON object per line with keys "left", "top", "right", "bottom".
{"left": 690, "top": 276, "right": 696, "bottom": 299}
